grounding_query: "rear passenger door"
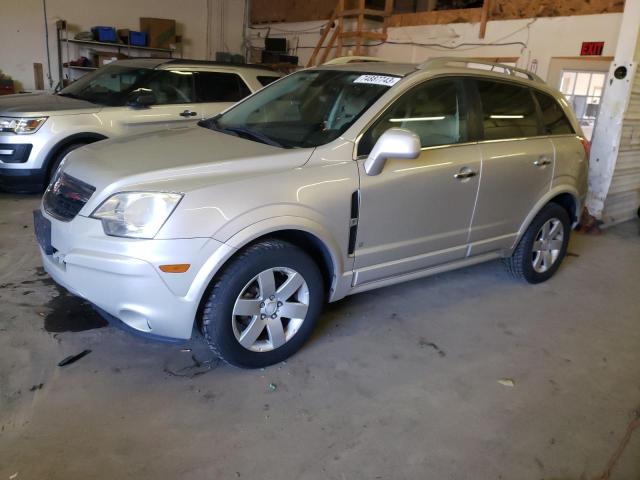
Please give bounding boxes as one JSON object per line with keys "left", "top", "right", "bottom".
{"left": 467, "top": 79, "right": 554, "bottom": 255}
{"left": 194, "top": 71, "right": 252, "bottom": 118}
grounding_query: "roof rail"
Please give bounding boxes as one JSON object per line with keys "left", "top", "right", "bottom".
{"left": 164, "top": 58, "right": 277, "bottom": 72}
{"left": 417, "top": 57, "right": 544, "bottom": 83}
{"left": 323, "top": 56, "right": 388, "bottom": 65}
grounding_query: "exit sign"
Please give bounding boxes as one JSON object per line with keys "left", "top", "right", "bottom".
{"left": 581, "top": 41, "right": 605, "bottom": 56}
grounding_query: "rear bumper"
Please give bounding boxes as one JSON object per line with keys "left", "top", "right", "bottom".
{"left": 0, "top": 166, "right": 45, "bottom": 193}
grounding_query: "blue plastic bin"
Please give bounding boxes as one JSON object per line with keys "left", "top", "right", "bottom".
{"left": 128, "top": 31, "right": 147, "bottom": 47}
{"left": 92, "top": 26, "right": 117, "bottom": 43}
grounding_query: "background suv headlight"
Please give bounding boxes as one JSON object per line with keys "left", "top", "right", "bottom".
{"left": 0, "top": 117, "right": 48, "bottom": 134}
{"left": 91, "top": 192, "right": 183, "bottom": 239}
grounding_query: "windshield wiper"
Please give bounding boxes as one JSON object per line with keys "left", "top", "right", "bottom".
{"left": 223, "top": 125, "right": 283, "bottom": 148}
{"left": 201, "top": 118, "right": 282, "bottom": 148}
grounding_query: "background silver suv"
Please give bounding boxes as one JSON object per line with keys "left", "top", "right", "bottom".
{"left": 35, "top": 58, "right": 588, "bottom": 368}
{"left": 0, "top": 59, "right": 280, "bottom": 192}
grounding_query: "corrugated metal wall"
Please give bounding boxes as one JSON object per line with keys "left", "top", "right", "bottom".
{"left": 602, "top": 66, "right": 640, "bottom": 224}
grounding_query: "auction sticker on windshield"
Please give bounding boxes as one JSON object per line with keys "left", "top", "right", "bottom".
{"left": 354, "top": 75, "right": 401, "bottom": 87}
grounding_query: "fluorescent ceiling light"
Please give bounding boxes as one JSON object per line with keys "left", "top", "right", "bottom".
{"left": 490, "top": 114, "right": 524, "bottom": 119}
{"left": 389, "top": 116, "right": 445, "bottom": 122}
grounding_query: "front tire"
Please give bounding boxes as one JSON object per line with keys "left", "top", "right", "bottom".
{"left": 505, "top": 203, "right": 571, "bottom": 284}
{"left": 200, "top": 239, "right": 324, "bottom": 368}
{"left": 45, "top": 143, "right": 87, "bottom": 187}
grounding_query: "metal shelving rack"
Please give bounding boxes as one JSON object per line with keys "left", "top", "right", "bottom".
{"left": 55, "top": 20, "right": 181, "bottom": 89}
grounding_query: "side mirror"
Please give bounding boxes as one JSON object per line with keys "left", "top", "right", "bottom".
{"left": 364, "top": 128, "right": 421, "bottom": 176}
{"left": 127, "top": 90, "right": 157, "bottom": 108}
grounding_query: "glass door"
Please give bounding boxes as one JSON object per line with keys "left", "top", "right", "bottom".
{"left": 559, "top": 70, "right": 607, "bottom": 140}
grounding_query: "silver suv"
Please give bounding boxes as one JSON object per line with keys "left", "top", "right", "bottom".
{"left": 34, "top": 58, "right": 588, "bottom": 368}
{"left": 0, "top": 59, "right": 280, "bottom": 192}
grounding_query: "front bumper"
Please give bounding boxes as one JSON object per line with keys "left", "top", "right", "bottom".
{"left": 0, "top": 166, "right": 46, "bottom": 193}
{"left": 39, "top": 210, "right": 232, "bottom": 340}
{"left": 0, "top": 130, "right": 53, "bottom": 192}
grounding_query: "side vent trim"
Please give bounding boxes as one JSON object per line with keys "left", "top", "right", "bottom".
{"left": 348, "top": 190, "right": 360, "bottom": 256}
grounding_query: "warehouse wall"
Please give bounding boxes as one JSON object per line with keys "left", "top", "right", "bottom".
{"left": 0, "top": 0, "right": 246, "bottom": 91}
{"left": 247, "top": 12, "right": 622, "bottom": 81}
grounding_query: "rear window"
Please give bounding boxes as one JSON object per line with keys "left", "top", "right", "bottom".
{"left": 476, "top": 80, "right": 539, "bottom": 140}
{"left": 534, "top": 90, "right": 575, "bottom": 135}
{"left": 257, "top": 75, "right": 280, "bottom": 87}
{"left": 195, "top": 72, "right": 251, "bottom": 103}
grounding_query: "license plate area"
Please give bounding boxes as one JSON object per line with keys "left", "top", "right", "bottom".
{"left": 33, "top": 209, "right": 54, "bottom": 255}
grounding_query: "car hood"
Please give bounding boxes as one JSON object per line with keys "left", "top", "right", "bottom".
{"left": 0, "top": 93, "right": 101, "bottom": 116}
{"left": 63, "top": 125, "right": 315, "bottom": 199}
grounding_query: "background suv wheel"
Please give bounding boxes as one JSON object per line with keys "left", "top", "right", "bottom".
{"left": 504, "top": 203, "right": 571, "bottom": 284}
{"left": 46, "top": 142, "right": 87, "bottom": 187}
{"left": 200, "top": 239, "right": 324, "bottom": 368}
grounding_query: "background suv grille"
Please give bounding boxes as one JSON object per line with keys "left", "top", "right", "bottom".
{"left": 43, "top": 173, "right": 95, "bottom": 221}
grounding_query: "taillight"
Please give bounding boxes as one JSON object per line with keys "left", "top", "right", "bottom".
{"left": 580, "top": 137, "right": 591, "bottom": 158}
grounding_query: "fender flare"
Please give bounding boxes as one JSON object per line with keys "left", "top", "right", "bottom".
{"left": 511, "top": 185, "right": 581, "bottom": 251}
{"left": 185, "top": 216, "right": 349, "bottom": 309}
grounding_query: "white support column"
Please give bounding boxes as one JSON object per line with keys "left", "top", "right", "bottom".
{"left": 586, "top": 0, "right": 640, "bottom": 218}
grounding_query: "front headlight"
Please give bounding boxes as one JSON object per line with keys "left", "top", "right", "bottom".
{"left": 90, "top": 192, "right": 183, "bottom": 239}
{"left": 0, "top": 116, "right": 48, "bottom": 134}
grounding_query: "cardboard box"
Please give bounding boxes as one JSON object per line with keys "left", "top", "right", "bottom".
{"left": 94, "top": 52, "right": 127, "bottom": 67}
{"left": 139, "top": 17, "right": 176, "bottom": 49}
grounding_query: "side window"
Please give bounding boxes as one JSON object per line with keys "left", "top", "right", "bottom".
{"left": 257, "top": 75, "right": 280, "bottom": 87}
{"left": 358, "top": 78, "right": 468, "bottom": 156}
{"left": 195, "top": 72, "right": 251, "bottom": 103}
{"left": 534, "top": 90, "right": 575, "bottom": 135}
{"left": 143, "top": 71, "right": 195, "bottom": 105}
{"left": 476, "top": 80, "right": 538, "bottom": 140}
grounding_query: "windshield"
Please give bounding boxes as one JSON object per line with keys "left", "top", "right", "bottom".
{"left": 58, "top": 65, "right": 154, "bottom": 106}
{"left": 201, "top": 70, "right": 399, "bottom": 148}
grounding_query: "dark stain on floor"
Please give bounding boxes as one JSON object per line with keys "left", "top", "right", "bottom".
{"left": 44, "top": 284, "right": 107, "bottom": 332}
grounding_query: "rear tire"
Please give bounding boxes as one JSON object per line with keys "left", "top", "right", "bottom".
{"left": 200, "top": 239, "right": 324, "bottom": 368}
{"left": 504, "top": 203, "right": 571, "bottom": 284}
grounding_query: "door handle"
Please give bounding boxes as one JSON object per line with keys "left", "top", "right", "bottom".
{"left": 533, "top": 157, "right": 552, "bottom": 167}
{"left": 454, "top": 169, "right": 478, "bottom": 180}
{"left": 179, "top": 110, "right": 198, "bottom": 117}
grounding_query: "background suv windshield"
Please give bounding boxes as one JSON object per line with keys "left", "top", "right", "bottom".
{"left": 206, "top": 70, "right": 398, "bottom": 148}
{"left": 58, "top": 65, "right": 153, "bottom": 106}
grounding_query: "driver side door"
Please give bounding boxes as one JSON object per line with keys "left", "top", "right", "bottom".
{"left": 353, "top": 77, "right": 482, "bottom": 286}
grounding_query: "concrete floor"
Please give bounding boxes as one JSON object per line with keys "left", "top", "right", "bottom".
{"left": 1, "top": 192, "right": 639, "bottom": 480}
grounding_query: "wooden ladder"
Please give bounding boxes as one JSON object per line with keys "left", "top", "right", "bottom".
{"left": 307, "top": 0, "right": 393, "bottom": 67}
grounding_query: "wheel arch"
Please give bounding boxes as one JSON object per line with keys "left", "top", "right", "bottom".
{"left": 190, "top": 217, "right": 350, "bottom": 332}
{"left": 511, "top": 187, "right": 581, "bottom": 252}
{"left": 43, "top": 132, "right": 108, "bottom": 180}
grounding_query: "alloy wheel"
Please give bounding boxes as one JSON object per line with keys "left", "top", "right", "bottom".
{"left": 531, "top": 218, "right": 564, "bottom": 273}
{"left": 232, "top": 267, "right": 309, "bottom": 352}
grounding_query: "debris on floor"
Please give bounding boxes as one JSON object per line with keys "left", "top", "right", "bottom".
{"left": 163, "top": 353, "right": 221, "bottom": 378}
{"left": 498, "top": 378, "right": 515, "bottom": 388}
{"left": 418, "top": 337, "right": 446, "bottom": 357}
{"left": 268, "top": 382, "right": 277, "bottom": 391}
{"left": 57, "top": 349, "right": 91, "bottom": 367}
{"left": 596, "top": 407, "right": 640, "bottom": 480}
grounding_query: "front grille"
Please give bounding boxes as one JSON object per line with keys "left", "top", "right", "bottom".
{"left": 43, "top": 172, "right": 95, "bottom": 221}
